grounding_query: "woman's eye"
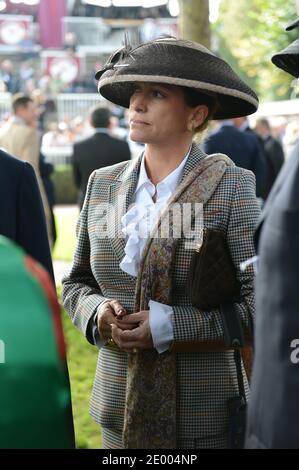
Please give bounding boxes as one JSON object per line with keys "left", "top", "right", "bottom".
{"left": 152, "top": 90, "right": 164, "bottom": 98}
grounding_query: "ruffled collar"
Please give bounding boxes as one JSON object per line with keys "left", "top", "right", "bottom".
{"left": 119, "top": 149, "right": 190, "bottom": 277}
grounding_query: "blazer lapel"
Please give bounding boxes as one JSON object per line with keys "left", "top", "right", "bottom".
{"left": 179, "top": 143, "right": 207, "bottom": 182}
{"left": 107, "top": 155, "right": 142, "bottom": 263}
{"left": 177, "top": 143, "right": 209, "bottom": 233}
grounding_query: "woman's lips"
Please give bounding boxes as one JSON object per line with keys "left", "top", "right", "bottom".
{"left": 130, "top": 120, "right": 150, "bottom": 126}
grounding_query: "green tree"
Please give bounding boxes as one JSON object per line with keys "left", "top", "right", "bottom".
{"left": 216, "top": 0, "right": 298, "bottom": 101}
{"left": 179, "top": 0, "right": 211, "bottom": 48}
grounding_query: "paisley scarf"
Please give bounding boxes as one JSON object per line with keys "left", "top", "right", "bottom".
{"left": 123, "top": 153, "right": 234, "bottom": 449}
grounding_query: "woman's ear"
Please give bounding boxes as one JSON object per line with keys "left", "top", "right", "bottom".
{"left": 191, "top": 105, "right": 209, "bottom": 129}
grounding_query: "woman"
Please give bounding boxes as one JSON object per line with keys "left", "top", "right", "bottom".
{"left": 62, "top": 38, "right": 260, "bottom": 449}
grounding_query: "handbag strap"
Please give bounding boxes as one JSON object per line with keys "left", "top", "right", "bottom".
{"left": 220, "top": 301, "right": 246, "bottom": 401}
{"left": 233, "top": 349, "right": 246, "bottom": 401}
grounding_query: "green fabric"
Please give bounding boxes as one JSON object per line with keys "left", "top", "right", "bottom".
{"left": 0, "top": 236, "right": 74, "bottom": 449}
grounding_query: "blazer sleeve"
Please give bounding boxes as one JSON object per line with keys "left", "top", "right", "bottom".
{"left": 17, "top": 162, "right": 54, "bottom": 280}
{"left": 62, "top": 171, "right": 108, "bottom": 342}
{"left": 172, "top": 169, "right": 261, "bottom": 343}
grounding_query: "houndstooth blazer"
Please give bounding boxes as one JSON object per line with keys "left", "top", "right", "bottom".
{"left": 62, "top": 144, "right": 261, "bottom": 449}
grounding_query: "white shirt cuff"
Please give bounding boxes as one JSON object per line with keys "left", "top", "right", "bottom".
{"left": 148, "top": 299, "right": 174, "bottom": 353}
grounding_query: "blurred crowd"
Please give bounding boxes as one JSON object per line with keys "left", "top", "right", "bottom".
{"left": 0, "top": 56, "right": 99, "bottom": 100}
{"left": 1, "top": 59, "right": 299, "bottom": 156}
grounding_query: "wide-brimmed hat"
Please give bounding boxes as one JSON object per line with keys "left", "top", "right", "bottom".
{"left": 271, "top": 39, "right": 299, "bottom": 77}
{"left": 95, "top": 38, "right": 259, "bottom": 119}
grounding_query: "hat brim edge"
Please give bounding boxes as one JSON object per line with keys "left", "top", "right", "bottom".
{"left": 97, "top": 74, "right": 259, "bottom": 118}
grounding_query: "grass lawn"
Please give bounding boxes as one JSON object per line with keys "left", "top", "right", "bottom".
{"left": 53, "top": 206, "right": 78, "bottom": 262}
{"left": 62, "top": 306, "right": 102, "bottom": 449}
{"left": 54, "top": 207, "right": 102, "bottom": 448}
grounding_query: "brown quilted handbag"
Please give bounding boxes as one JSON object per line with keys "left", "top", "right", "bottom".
{"left": 187, "top": 229, "right": 253, "bottom": 381}
{"left": 187, "top": 229, "right": 241, "bottom": 310}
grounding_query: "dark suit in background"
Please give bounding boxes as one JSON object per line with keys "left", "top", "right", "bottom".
{"left": 260, "top": 135, "right": 284, "bottom": 199}
{"left": 203, "top": 123, "right": 265, "bottom": 197}
{"left": 39, "top": 152, "right": 57, "bottom": 246}
{"left": 246, "top": 139, "right": 299, "bottom": 449}
{"left": 255, "top": 118, "right": 285, "bottom": 200}
{"left": 0, "top": 149, "right": 53, "bottom": 279}
{"left": 73, "top": 131, "right": 131, "bottom": 209}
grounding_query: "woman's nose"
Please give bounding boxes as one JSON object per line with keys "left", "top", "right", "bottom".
{"left": 130, "top": 92, "right": 146, "bottom": 112}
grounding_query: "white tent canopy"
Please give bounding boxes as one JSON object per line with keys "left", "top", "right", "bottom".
{"left": 254, "top": 99, "right": 299, "bottom": 117}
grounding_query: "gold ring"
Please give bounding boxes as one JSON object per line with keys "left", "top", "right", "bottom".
{"left": 107, "top": 338, "right": 118, "bottom": 348}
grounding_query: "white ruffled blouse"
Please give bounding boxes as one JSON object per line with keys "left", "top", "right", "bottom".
{"left": 119, "top": 151, "right": 190, "bottom": 352}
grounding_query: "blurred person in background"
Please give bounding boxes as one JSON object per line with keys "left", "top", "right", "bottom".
{"left": 69, "top": 115, "right": 88, "bottom": 143}
{"left": 233, "top": 116, "right": 267, "bottom": 198}
{"left": 63, "top": 32, "right": 78, "bottom": 53}
{"left": 41, "top": 121, "right": 70, "bottom": 148}
{"left": 0, "top": 94, "right": 53, "bottom": 248}
{"left": 0, "top": 60, "right": 20, "bottom": 94}
{"left": 39, "top": 152, "right": 57, "bottom": 248}
{"left": 32, "top": 88, "right": 47, "bottom": 132}
{"left": 18, "top": 60, "right": 35, "bottom": 92}
{"left": 271, "top": 116, "right": 288, "bottom": 144}
{"left": 255, "top": 118, "right": 284, "bottom": 199}
{"left": 232, "top": 116, "right": 253, "bottom": 134}
{"left": 72, "top": 104, "right": 131, "bottom": 209}
{"left": 203, "top": 118, "right": 266, "bottom": 199}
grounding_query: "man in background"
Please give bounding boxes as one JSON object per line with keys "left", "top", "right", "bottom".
{"left": 0, "top": 94, "right": 52, "bottom": 247}
{"left": 72, "top": 105, "right": 131, "bottom": 209}
{"left": 255, "top": 117, "right": 285, "bottom": 199}
{"left": 203, "top": 119, "right": 266, "bottom": 198}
